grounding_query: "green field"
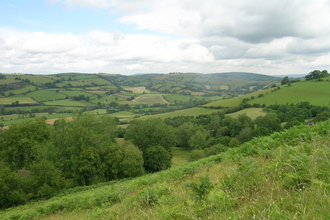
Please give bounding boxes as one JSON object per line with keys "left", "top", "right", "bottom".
{"left": 72, "top": 75, "right": 97, "bottom": 80}
{"left": 172, "top": 147, "right": 190, "bottom": 167}
{"left": 20, "top": 75, "right": 61, "bottom": 85}
{"left": 139, "top": 107, "right": 223, "bottom": 120}
{"left": 227, "top": 107, "right": 266, "bottom": 119}
{"left": 0, "top": 76, "right": 17, "bottom": 85}
{"left": 59, "top": 90, "right": 95, "bottom": 97}
{"left": 1, "top": 113, "right": 73, "bottom": 126}
{"left": 0, "top": 95, "right": 36, "bottom": 104}
{"left": 133, "top": 94, "right": 168, "bottom": 104}
{"left": 84, "top": 77, "right": 111, "bottom": 85}
{"left": 43, "top": 99, "right": 92, "bottom": 107}
{"left": 27, "top": 90, "right": 67, "bottom": 102}
{"left": 204, "top": 89, "right": 272, "bottom": 107}
{"left": 4, "top": 85, "right": 36, "bottom": 96}
{"left": 246, "top": 81, "right": 330, "bottom": 106}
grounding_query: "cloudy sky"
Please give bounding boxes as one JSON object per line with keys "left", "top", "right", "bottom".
{"left": 1, "top": 0, "right": 330, "bottom": 75}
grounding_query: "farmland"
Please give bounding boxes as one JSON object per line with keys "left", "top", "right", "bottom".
{"left": 26, "top": 90, "right": 67, "bottom": 102}
{"left": 0, "top": 72, "right": 286, "bottom": 126}
{"left": 139, "top": 107, "right": 223, "bottom": 120}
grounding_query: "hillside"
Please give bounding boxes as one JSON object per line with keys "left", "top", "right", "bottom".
{"left": 205, "top": 75, "right": 330, "bottom": 108}
{"left": 1, "top": 119, "right": 329, "bottom": 219}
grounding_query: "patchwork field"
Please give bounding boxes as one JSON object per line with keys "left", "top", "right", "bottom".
{"left": 43, "top": 99, "right": 92, "bottom": 107}
{"left": 27, "top": 90, "right": 67, "bottom": 102}
{"left": 4, "top": 85, "right": 36, "bottom": 96}
{"left": 133, "top": 95, "right": 168, "bottom": 104}
{"left": 139, "top": 107, "right": 222, "bottom": 120}
{"left": 0, "top": 95, "right": 36, "bottom": 104}
{"left": 124, "top": 86, "right": 150, "bottom": 93}
{"left": 227, "top": 107, "right": 266, "bottom": 119}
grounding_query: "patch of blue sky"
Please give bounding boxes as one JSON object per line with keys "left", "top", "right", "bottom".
{"left": 0, "top": 0, "right": 181, "bottom": 39}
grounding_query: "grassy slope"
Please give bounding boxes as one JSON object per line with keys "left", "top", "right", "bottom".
{"left": 2, "top": 120, "right": 330, "bottom": 220}
{"left": 0, "top": 95, "right": 36, "bottom": 104}
{"left": 227, "top": 107, "right": 266, "bottom": 119}
{"left": 247, "top": 80, "right": 330, "bottom": 106}
{"left": 205, "top": 77, "right": 330, "bottom": 108}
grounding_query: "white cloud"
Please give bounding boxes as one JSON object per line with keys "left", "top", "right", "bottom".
{"left": 1, "top": 0, "right": 330, "bottom": 75}
{"left": 0, "top": 28, "right": 213, "bottom": 74}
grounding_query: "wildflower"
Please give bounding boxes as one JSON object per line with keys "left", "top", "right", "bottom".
{"left": 308, "top": 122, "right": 314, "bottom": 126}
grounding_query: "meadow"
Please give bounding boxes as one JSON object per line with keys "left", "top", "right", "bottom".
{"left": 4, "top": 85, "right": 36, "bottom": 96}
{"left": 26, "top": 90, "right": 67, "bottom": 102}
{"left": 43, "top": 99, "right": 92, "bottom": 107}
{"left": 123, "top": 86, "right": 150, "bottom": 93}
{"left": 139, "top": 107, "right": 223, "bottom": 120}
{"left": 133, "top": 95, "right": 168, "bottom": 105}
{"left": 227, "top": 107, "right": 266, "bottom": 119}
{"left": 0, "top": 95, "right": 36, "bottom": 104}
{"left": 58, "top": 90, "right": 95, "bottom": 97}
{"left": 247, "top": 80, "right": 330, "bottom": 106}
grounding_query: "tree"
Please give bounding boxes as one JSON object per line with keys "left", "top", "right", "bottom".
{"left": 281, "top": 76, "right": 290, "bottom": 85}
{"left": 125, "top": 118, "right": 176, "bottom": 172}
{"left": 228, "top": 138, "right": 239, "bottom": 147}
{"left": 189, "top": 150, "right": 205, "bottom": 162}
{"left": 188, "top": 129, "right": 209, "bottom": 150}
{"left": 50, "top": 113, "right": 118, "bottom": 185}
{"left": 0, "top": 162, "right": 27, "bottom": 208}
{"left": 1, "top": 118, "right": 50, "bottom": 170}
{"left": 254, "top": 114, "right": 282, "bottom": 133}
{"left": 143, "top": 145, "right": 172, "bottom": 172}
{"left": 204, "top": 144, "right": 228, "bottom": 157}
{"left": 28, "top": 160, "right": 68, "bottom": 199}
{"left": 125, "top": 118, "right": 176, "bottom": 152}
{"left": 101, "top": 142, "right": 143, "bottom": 180}
{"left": 177, "top": 122, "right": 208, "bottom": 150}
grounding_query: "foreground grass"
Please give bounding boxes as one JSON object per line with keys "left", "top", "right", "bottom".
{"left": 2, "top": 120, "right": 330, "bottom": 220}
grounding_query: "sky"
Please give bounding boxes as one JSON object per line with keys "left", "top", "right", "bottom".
{"left": 1, "top": 0, "right": 330, "bottom": 75}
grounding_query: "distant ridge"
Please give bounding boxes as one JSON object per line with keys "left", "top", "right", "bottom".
{"left": 206, "top": 72, "right": 281, "bottom": 81}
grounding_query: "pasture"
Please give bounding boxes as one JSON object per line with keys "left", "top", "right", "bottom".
{"left": 84, "top": 77, "right": 111, "bottom": 85}
{"left": 43, "top": 99, "right": 92, "bottom": 107}
{"left": 20, "top": 75, "right": 61, "bottom": 85}
{"left": 0, "top": 76, "right": 17, "bottom": 85}
{"left": 27, "top": 90, "right": 66, "bottom": 102}
{"left": 139, "top": 107, "right": 223, "bottom": 120}
{"left": 227, "top": 108, "right": 266, "bottom": 119}
{"left": 123, "top": 86, "right": 150, "bottom": 93}
{"left": 247, "top": 81, "right": 330, "bottom": 106}
{"left": 204, "top": 88, "right": 272, "bottom": 108}
{"left": 133, "top": 95, "right": 168, "bottom": 105}
{"left": 59, "top": 90, "right": 95, "bottom": 97}
{"left": 3, "top": 85, "right": 36, "bottom": 96}
{"left": 0, "top": 95, "right": 36, "bottom": 104}
{"left": 172, "top": 147, "right": 190, "bottom": 167}
{"left": 1, "top": 113, "right": 73, "bottom": 126}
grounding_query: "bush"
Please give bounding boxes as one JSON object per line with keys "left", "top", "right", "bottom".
{"left": 143, "top": 146, "right": 172, "bottom": 172}
{"left": 189, "top": 150, "right": 205, "bottom": 162}
{"left": 204, "top": 144, "right": 228, "bottom": 157}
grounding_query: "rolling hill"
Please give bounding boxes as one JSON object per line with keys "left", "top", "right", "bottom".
{"left": 0, "top": 72, "right": 280, "bottom": 126}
